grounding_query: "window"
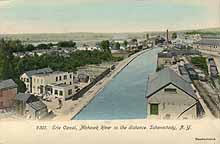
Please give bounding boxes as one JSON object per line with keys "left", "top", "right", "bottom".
{"left": 59, "top": 76, "right": 62, "bottom": 81}
{"left": 70, "top": 82, "right": 72, "bottom": 85}
{"left": 54, "top": 90, "right": 58, "bottom": 95}
{"left": 70, "top": 74, "right": 72, "bottom": 79}
{"left": 56, "top": 77, "right": 58, "bottom": 82}
{"left": 68, "top": 89, "right": 72, "bottom": 95}
{"left": 164, "top": 88, "right": 177, "bottom": 94}
{"left": 150, "top": 104, "right": 159, "bottom": 115}
{"left": 26, "top": 79, "right": 29, "bottom": 82}
{"left": 64, "top": 75, "right": 67, "bottom": 80}
{"left": 59, "top": 91, "right": 63, "bottom": 96}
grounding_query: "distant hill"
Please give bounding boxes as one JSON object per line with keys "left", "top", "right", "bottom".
{"left": 0, "top": 32, "right": 156, "bottom": 43}
{"left": 0, "top": 27, "right": 220, "bottom": 43}
{"left": 184, "top": 27, "right": 220, "bottom": 35}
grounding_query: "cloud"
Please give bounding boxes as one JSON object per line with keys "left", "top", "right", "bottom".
{"left": 0, "top": 0, "right": 12, "bottom": 7}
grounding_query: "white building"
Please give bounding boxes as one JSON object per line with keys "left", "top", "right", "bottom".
{"left": 48, "top": 83, "right": 75, "bottom": 100}
{"left": 21, "top": 68, "right": 75, "bottom": 100}
{"left": 31, "top": 71, "right": 73, "bottom": 95}
{"left": 146, "top": 68, "right": 200, "bottom": 120}
{"left": 77, "top": 46, "right": 99, "bottom": 51}
{"left": 20, "top": 68, "right": 53, "bottom": 93}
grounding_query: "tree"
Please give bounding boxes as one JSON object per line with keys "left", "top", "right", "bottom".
{"left": 25, "top": 44, "right": 35, "bottom": 51}
{"left": 123, "top": 40, "right": 128, "bottom": 47}
{"left": 57, "top": 41, "right": 76, "bottom": 48}
{"left": 172, "top": 32, "right": 177, "bottom": 39}
{"left": 146, "top": 33, "right": 149, "bottom": 40}
{"left": 113, "top": 42, "right": 120, "bottom": 50}
{"left": 36, "top": 43, "right": 50, "bottom": 49}
{"left": 0, "top": 39, "right": 14, "bottom": 79}
{"left": 100, "top": 40, "right": 111, "bottom": 53}
{"left": 131, "top": 39, "right": 138, "bottom": 43}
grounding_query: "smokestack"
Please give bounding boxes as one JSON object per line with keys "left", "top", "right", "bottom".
{"left": 166, "top": 29, "right": 169, "bottom": 44}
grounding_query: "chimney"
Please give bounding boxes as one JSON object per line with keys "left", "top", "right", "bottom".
{"left": 166, "top": 29, "right": 169, "bottom": 44}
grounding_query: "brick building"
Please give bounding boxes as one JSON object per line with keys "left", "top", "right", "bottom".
{"left": 0, "top": 79, "right": 17, "bottom": 110}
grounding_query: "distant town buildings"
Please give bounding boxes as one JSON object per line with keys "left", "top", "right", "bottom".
{"left": 0, "top": 79, "right": 17, "bottom": 111}
{"left": 146, "top": 68, "right": 199, "bottom": 119}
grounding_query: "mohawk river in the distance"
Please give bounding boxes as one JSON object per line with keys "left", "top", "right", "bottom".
{"left": 74, "top": 48, "right": 162, "bottom": 120}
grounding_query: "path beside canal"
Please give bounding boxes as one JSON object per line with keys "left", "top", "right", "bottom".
{"left": 52, "top": 48, "right": 153, "bottom": 121}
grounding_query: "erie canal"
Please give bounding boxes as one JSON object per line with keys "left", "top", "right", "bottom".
{"left": 74, "top": 48, "right": 162, "bottom": 120}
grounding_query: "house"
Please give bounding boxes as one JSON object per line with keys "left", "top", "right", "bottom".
{"left": 27, "top": 100, "right": 48, "bottom": 120}
{"left": 31, "top": 71, "right": 75, "bottom": 100}
{"left": 20, "top": 68, "right": 53, "bottom": 93}
{"left": 77, "top": 45, "right": 99, "bottom": 51}
{"left": 146, "top": 68, "right": 199, "bottom": 119}
{"left": 47, "top": 83, "right": 75, "bottom": 100}
{"left": 78, "top": 73, "right": 90, "bottom": 83}
{"left": 0, "top": 79, "right": 17, "bottom": 111}
{"left": 16, "top": 93, "right": 38, "bottom": 115}
{"left": 12, "top": 52, "right": 26, "bottom": 58}
{"left": 127, "top": 40, "right": 138, "bottom": 51}
{"left": 16, "top": 93, "right": 49, "bottom": 119}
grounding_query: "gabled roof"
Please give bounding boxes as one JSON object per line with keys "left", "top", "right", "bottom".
{"left": 146, "top": 68, "right": 197, "bottom": 99}
{"left": 24, "top": 68, "right": 53, "bottom": 77}
{"left": 16, "top": 93, "right": 31, "bottom": 102}
{"left": 28, "top": 101, "right": 47, "bottom": 111}
{"left": 0, "top": 79, "right": 17, "bottom": 90}
{"left": 16, "top": 93, "right": 38, "bottom": 103}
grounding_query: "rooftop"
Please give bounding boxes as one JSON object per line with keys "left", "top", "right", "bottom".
{"left": 16, "top": 93, "right": 38, "bottom": 103}
{"left": 0, "top": 79, "right": 17, "bottom": 90}
{"left": 28, "top": 101, "right": 47, "bottom": 111}
{"left": 195, "top": 38, "right": 220, "bottom": 46}
{"left": 33, "top": 71, "right": 71, "bottom": 77}
{"left": 146, "top": 68, "right": 196, "bottom": 99}
{"left": 25, "top": 68, "right": 53, "bottom": 77}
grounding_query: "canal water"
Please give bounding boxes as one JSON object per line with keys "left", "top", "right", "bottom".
{"left": 74, "top": 48, "right": 162, "bottom": 120}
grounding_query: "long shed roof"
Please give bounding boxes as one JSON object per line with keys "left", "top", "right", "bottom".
{"left": 146, "top": 68, "right": 196, "bottom": 99}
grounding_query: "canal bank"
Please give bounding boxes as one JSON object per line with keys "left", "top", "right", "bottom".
{"left": 73, "top": 48, "right": 162, "bottom": 120}
{"left": 52, "top": 48, "right": 157, "bottom": 121}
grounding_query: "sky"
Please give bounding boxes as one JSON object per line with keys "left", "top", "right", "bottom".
{"left": 0, "top": 0, "right": 219, "bottom": 34}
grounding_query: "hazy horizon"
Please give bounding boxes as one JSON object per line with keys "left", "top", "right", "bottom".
{"left": 0, "top": 0, "right": 220, "bottom": 34}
